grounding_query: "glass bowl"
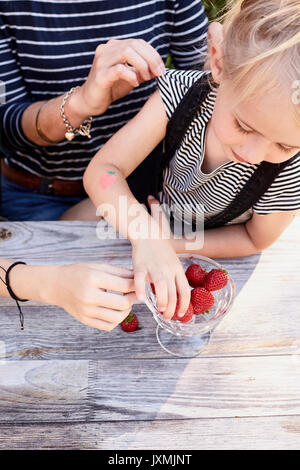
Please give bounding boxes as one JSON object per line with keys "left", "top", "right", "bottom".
{"left": 144, "top": 254, "right": 235, "bottom": 357}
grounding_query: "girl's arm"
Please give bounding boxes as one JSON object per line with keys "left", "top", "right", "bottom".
{"left": 83, "top": 90, "right": 167, "bottom": 239}
{"left": 83, "top": 90, "right": 191, "bottom": 320}
{"left": 170, "top": 209, "right": 298, "bottom": 258}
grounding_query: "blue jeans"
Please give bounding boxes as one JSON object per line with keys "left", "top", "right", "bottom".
{"left": 1, "top": 175, "right": 85, "bottom": 221}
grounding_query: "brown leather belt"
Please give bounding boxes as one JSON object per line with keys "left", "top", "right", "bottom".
{"left": 1, "top": 160, "right": 86, "bottom": 197}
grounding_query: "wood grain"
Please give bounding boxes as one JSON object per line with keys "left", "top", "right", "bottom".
{"left": 0, "top": 300, "right": 299, "bottom": 361}
{"left": 0, "top": 219, "right": 299, "bottom": 359}
{"left": 0, "top": 219, "right": 299, "bottom": 449}
{"left": 0, "top": 360, "right": 89, "bottom": 422}
{"left": 87, "top": 355, "right": 300, "bottom": 422}
{"left": 0, "top": 416, "right": 299, "bottom": 450}
{"left": 0, "top": 355, "right": 299, "bottom": 424}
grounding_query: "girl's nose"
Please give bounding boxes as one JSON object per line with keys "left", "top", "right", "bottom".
{"left": 239, "top": 135, "right": 269, "bottom": 164}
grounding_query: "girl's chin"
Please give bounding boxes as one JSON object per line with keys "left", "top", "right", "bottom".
{"left": 230, "top": 148, "right": 249, "bottom": 164}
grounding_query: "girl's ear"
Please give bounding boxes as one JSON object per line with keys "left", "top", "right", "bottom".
{"left": 208, "top": 22, "right": 224, "bottom": 84}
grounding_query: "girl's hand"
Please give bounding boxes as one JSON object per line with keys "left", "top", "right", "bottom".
{"left": 45, "top": 263, "right": 137, "bottom": 331}
{"left": 132, "top": 237, "right": 190, "bottom": 321}
{"left": 76, "top": 38, "right": 165, "bottom": 118}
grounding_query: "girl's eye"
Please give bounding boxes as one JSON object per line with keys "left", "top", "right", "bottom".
{"left": 234, "top": 120, "right": 251, "bottom": 135}
{"left": 234, "top": 118, "right": 297, "bottom": 154}
{"left": 278, "top": 144, "right": 293, "bottom": 154}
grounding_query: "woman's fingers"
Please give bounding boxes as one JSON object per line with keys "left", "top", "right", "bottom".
{"left": 86, "top": 307, "right": 131, "bottom": 328}
{"left": 96, "top": 38, "right": 165, "bottom": 79}
{"left": 88, "top": 290, "right": 136, "bottom": 311}
{"left": 105, "top": 63, "right": 140, "bottom": 88}
{"left": 85, "top": 265, "right": 135, "bottom": 293}
{"left": 95, "top": 263, "right": 134, "bottom": 278}
{"left": 128, "top": 38, "right": 165, "bottom": 78}
{"left": 84, "top": 306, "right": 132, "bottom": 329}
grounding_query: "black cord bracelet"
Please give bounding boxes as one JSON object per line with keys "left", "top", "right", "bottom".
{"left": 0, "top": 261, "right": 28, "bottom": 330}
{"left": 5, "top": 262, "right": 28, "bottom": 302}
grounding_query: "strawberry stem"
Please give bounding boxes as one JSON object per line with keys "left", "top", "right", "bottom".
{"left": 124, "top": 313, "right": 134, "bottom": 323}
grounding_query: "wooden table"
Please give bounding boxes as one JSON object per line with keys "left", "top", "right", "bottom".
{"left": 0, "top": 219, "right": 299, "bottom": 450}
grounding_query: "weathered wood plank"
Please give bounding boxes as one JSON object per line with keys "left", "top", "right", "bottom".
{"left": 0, "top": 221, "right": 131, "bottom": 261}
{"left": 0, "top": 218, "right": 299, "bottom": 264}
{"left": 0, "top": 217, "right": 299, "bottom": 360}
{"left": 0, "top": 360, "right": 90, "bottom": 422}
{"left": 0, "top": 416, "right": 300, "bottom": 450}
{"left": 0, "top": 303, "right": 162, "bottom": 361}
{"left": 87, "top": 355, "right": 300, "bottom": 422}
{"left": 0, "top": 218, "right": 299, "bottom": 451}
{"left": 0, "top": 355, "right": 299, "bottom": 424}
{"left": 0, "top": 298, "right": 299, "bottom": 360}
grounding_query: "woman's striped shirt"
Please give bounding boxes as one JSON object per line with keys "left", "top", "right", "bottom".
{"left": 157, "top": 68, "right": 300, "bottom": 223}
{"left": 0, "top": 0, "right": 208, "bottom": 180}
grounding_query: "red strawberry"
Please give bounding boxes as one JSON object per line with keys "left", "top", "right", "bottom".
{"left": 204, "top": 269, "right": 228, "bottom": 291}
{"left": 120, "top": 313, "right": 139, "bottom": 332}
{"left": 172, "top": 300, "right": 194, "bottom": 323}
{"left": 191, "top": 287, "right": 214, "bottom": 314}
{"left": 185, "top": 264, "right": 207, "bottom": 287}
{"left": 150, "top": 283, "right": 156, "bottom": 295}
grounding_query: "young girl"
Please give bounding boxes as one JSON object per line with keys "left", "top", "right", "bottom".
{"left": 83, "top": 0, "right": 300, "bottom": 321}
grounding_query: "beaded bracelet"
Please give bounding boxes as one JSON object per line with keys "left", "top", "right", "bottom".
{"left": 0, "top": 262, "right": 28, "bottom": 330}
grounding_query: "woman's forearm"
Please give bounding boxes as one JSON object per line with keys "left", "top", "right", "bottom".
{"left": 0, "top": 258, "right": 59, "bottom": 303}
{"left": 21, "top": 91, "right": 90, "bottom": 146}
{"left": 171, "top": 223, "right": 260, "bottom": 258}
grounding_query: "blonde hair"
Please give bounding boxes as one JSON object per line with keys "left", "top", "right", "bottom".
{"left": 220, "top": 0, "right": 300, "bottom": 122}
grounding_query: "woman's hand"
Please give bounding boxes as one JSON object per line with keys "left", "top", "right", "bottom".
{"left": 76, "top": 38, "right": 165, "bottom": 117}
{"left": 23, "top": 39, "right": 165, "bottom": 145}
{"left": 43, "top": 263, "right": 137, "bottom": 331}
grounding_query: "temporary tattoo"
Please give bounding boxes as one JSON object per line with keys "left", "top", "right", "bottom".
{"left": 99, "top": 170, "right": 118, "bottom": 189}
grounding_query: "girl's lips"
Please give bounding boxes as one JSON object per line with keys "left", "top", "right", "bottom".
{"left": 231, "top": 149, "right": 248, "bottom": 163}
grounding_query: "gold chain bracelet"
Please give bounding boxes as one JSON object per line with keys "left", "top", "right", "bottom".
{"left": 60, "top": 86, "right": 92, "bottom": 141}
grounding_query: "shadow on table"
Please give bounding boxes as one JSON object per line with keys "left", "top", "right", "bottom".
{"left": 0, "top": 253, "right": 263, "bottom": 439}
{"left": 215, "top": 252, "right": 262, "bottom": 297}
{"left": 88, "top": 254, "right": 263, "bottom": 429}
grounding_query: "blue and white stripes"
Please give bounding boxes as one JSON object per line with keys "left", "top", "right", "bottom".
{"left": 0, "top": 0, "right": 208, "bottom": 179}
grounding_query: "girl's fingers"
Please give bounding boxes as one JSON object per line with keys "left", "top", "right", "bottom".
{"left": 175, "top": 272, "right": 191, "bottom": 317}
{"left": 134, "top": 269, "right": 148, "bottom": 302}
{"left": 162, "top": 281, "right": 177, "bottom": 321}
{"left": 153, "top": 279, "right": 168, "bottom": 313}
